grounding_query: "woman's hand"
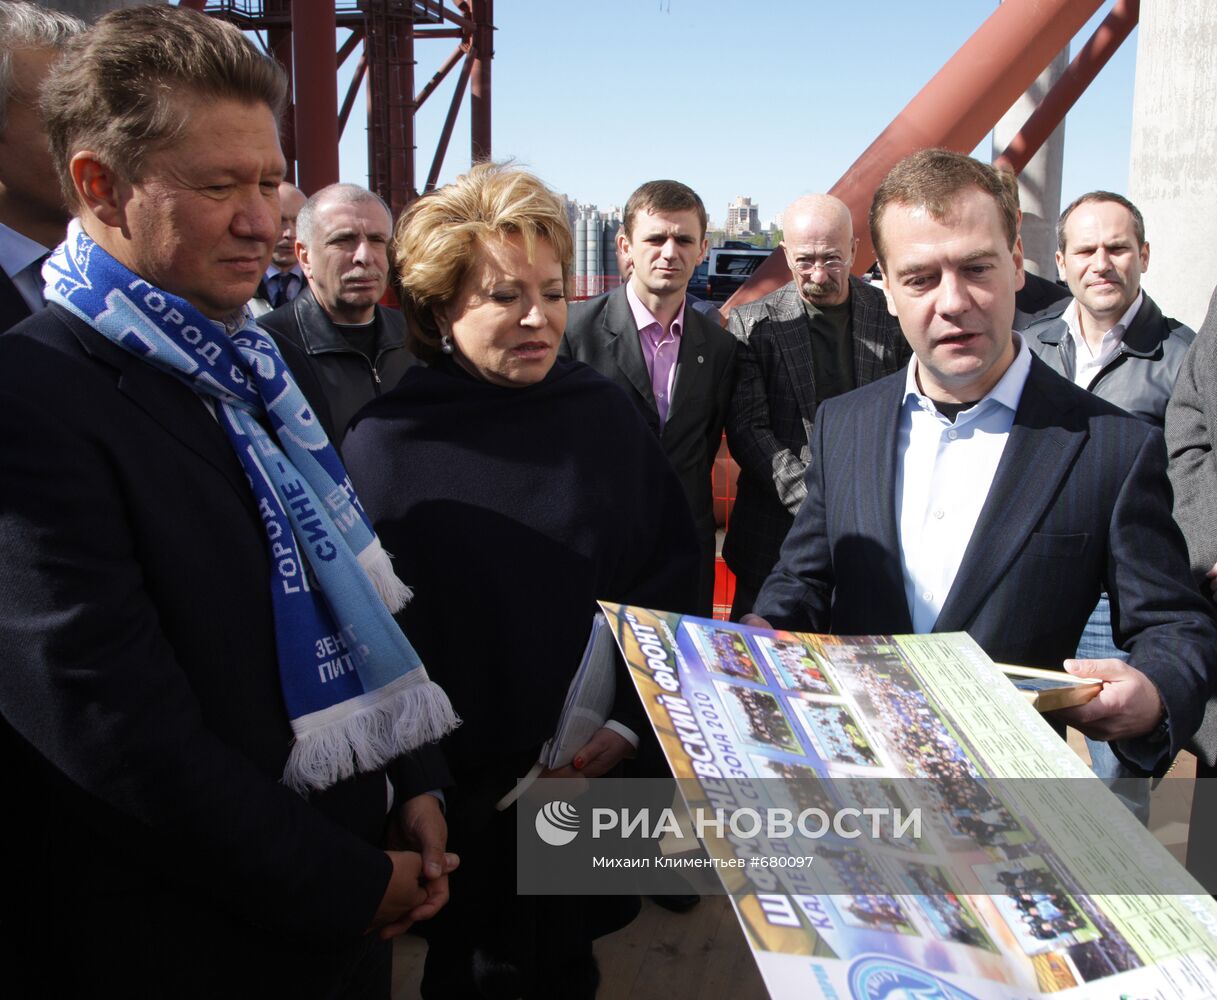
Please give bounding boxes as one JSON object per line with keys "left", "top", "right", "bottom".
{"left": 543, "top": 727, "right": 635, "bottom": 779}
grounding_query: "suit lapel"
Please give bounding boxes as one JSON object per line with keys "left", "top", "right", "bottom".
{"left": 849, "top": 277, "right": 893, "bottom": 382}
{"left": 667, "top": 307, "right": 707, "bottom": 423}
{"left": 935, "top": 359, "right": 1085, "bottom": 631}
{"left": 0, "top": 267, "right": 33, "bottom": 332}
{"left": 603, "top": 287, "right": 657, "bottom": 416}
{"left": 769, "top": 286, "right": 820, "bottom": 424}
{"left": 861, "top": 377, "right": 913, "bottom": 632}
{"left": 63, "top": 308, "right": 256, "bottom": 507}
{"left": 1119, "top": 294, "right": 1166, "bottom": 358}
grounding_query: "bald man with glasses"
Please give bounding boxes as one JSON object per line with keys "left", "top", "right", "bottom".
{"left": 724, "top": 194, "right": 910, "bottom": 619}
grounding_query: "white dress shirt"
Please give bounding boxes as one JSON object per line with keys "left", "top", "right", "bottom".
{"left": 1060, "top": 290, "right": 1143, "bottom": 389}
{"left": 896, "top": 336, "right": 1033, "bottom": 633}
{"left": 0, "top": 221, "right": 52, "bottom": 314}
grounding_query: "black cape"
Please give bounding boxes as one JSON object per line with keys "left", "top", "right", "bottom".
{"left": 343, "top": 357, "right": 700, "bottom": 774}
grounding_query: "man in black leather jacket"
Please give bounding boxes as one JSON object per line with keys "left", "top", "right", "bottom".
{"left": 259, "top": 183, "right": 417, "bottom": 443}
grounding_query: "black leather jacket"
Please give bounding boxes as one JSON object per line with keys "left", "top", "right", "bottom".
{"left": 258, "top": 287, "right": 418, "bottom": 443}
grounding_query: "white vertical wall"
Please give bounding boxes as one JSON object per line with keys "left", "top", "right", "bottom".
{"left": 1128, "top": 0, "right": 1217, "bottom": 329}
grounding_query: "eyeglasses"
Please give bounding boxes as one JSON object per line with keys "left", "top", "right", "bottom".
{"left": 790, "top": 257, "right": 847, "bottom": 275}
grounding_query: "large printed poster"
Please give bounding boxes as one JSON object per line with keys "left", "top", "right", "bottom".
{"left": 599, "top": 602, "right": 1217, "bottom": 1000}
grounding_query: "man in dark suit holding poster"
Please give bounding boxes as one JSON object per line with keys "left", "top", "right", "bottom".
{"left": 562, "top": 179, "right": 738, "bottom": 615}
{"left": 745, "top": 149, "right": 1216, "bottom": 777}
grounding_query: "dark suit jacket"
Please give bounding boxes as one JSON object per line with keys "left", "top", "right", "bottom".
{"left": 258, "top": 287, "right": 417, "bottom": 444}
{"left": 560, "top": 285, "right": 739, "bottom": 613}
{"left": 1014, "top": 269, "right": 1071, "bottom": 319}
{"left": 0, "top": 304, "right": 448, "bottom": 992}
{"left": 0, "top": 266, "right": 34, "bottom": 334}
{"left": 756, "top": 354, "right": 1217, "bottom": 775}
{"left": 724, "top": 277, "right": 910, "bottom": 592}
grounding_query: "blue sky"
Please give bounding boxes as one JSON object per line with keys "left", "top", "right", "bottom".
{"left": 334, "top": 1, "right": 1136, "bottom": 228}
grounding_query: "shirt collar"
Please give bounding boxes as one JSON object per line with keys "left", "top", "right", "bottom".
{"left": 625, "top": 280, "right": 685, "bottom": 339}
{"left": 1061, "top": 289, "right": 1143, "bottom": 357}
{"left": 902, "top": 332, "right": 1032, "bottom": 418}
{"left": 0, "top": 221, "right": 51, "bottom": 280}
{"left": 263, "top": 263, "right": 304, "bottom": 282}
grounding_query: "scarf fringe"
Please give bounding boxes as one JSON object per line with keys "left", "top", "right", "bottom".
{"left": 358, "top": 537, "right": 414, "bottom": 612}
{"left": 282, "top": 680, "right": 459, "bottom": 794}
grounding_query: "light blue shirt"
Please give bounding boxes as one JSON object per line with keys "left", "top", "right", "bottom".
{"left": 0, "top": 222, "right": 52, "bottom": 314}
{"left": 262, "top": 263, "right": 304, "bottom": 308}
{"left": 895, "top": 335, "right": 1032, "bottom": 633}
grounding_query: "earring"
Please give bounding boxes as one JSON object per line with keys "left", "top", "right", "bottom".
{"left": 440, "top": 334, "right": 454, "bottom": 355}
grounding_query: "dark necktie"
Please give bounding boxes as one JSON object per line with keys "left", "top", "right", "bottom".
{"left": 271, "top": 272, "right": 296, "bottom": 308}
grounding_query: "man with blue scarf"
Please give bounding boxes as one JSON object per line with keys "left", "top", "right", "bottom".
{"left": 0, "top": 7, "right": 458, "bottom": 996}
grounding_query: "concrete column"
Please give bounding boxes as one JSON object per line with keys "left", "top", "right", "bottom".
{"left": 1128, "top": 1, "right": 1217, "bottom": 329}
{"left": 993, "top": 48, "right": 1068, "bottom": 277}
{"left": 292, "top": 4, "right": 339, "bottom": 195}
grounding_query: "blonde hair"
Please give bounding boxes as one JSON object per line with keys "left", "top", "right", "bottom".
{"left": 394, "top": 162, "right": 573, "bottom": 360}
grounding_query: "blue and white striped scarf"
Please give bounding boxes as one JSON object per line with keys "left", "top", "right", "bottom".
{"left": 44, "top": 221, "right": 457, "bottom": 793}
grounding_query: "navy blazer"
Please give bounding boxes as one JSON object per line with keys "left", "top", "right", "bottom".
{"left": 0, "top": 266, "right": 33, "bottom": 334}
{"left": 0, "top": 304, "right": 448, "bottom": 991}
{"left": 756, "top": 353, "right": 1217, "bottom": 774}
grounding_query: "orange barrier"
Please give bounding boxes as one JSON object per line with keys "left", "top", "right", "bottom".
{"left": 713, "top": 432, "right": 739, "bottom": 621}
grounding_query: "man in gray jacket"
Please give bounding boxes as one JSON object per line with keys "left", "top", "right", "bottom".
{"left": 1025, "top": 190, "right": 1195, "bottom": 816}
{"left": 1026, "top": 191, "right": 1194, "bottom": 422}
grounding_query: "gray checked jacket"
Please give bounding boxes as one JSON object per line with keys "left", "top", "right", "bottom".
{"left": 723, "top": 277, "right": 910, "bottom": 595}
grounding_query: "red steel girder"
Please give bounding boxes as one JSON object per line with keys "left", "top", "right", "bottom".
{"left": 724, "top": 0, "right": 1106, "bottom": 314}
{"left": 199, "top": 1, "right": 491, "bottom": 211}
{"left": 338, "top": 55, "right": 368, "bottom": 139}
{"left": 424, "top": 52, "right": 473, "bottom": 192}
{"left": 415, "top": 44, "right": 465, "bottom": 111}
{"left": 996, "top": 0, "right": 1139, "bottom": 175}
{"left": 470, "top": 0, "right": 492, "bottom": 163}
{"left": 365, "top": 2, "right": 416, "bottom": 214}
{"left": 292, "top": 3, "right": 340, "bottom": 193}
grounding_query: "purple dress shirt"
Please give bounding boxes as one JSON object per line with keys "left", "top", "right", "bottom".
{"left": 626, "top": 281, "right": 685, "bottom": 428}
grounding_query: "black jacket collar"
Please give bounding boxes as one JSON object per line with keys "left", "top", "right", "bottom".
{"left": 286, "top": 288, "right": 405, "bottom": 357}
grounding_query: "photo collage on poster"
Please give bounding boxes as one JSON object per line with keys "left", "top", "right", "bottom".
{"left": 675, "top": 618, "right": 1153, "bottom": 992}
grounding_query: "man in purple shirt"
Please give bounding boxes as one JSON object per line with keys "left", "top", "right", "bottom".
{"left": 561, "top": 179, "right": 739, "bottom": 616}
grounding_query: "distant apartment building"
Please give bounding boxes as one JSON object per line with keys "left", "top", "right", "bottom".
{"left": 725, "top": 196, "right": 760, "bottom": 237}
